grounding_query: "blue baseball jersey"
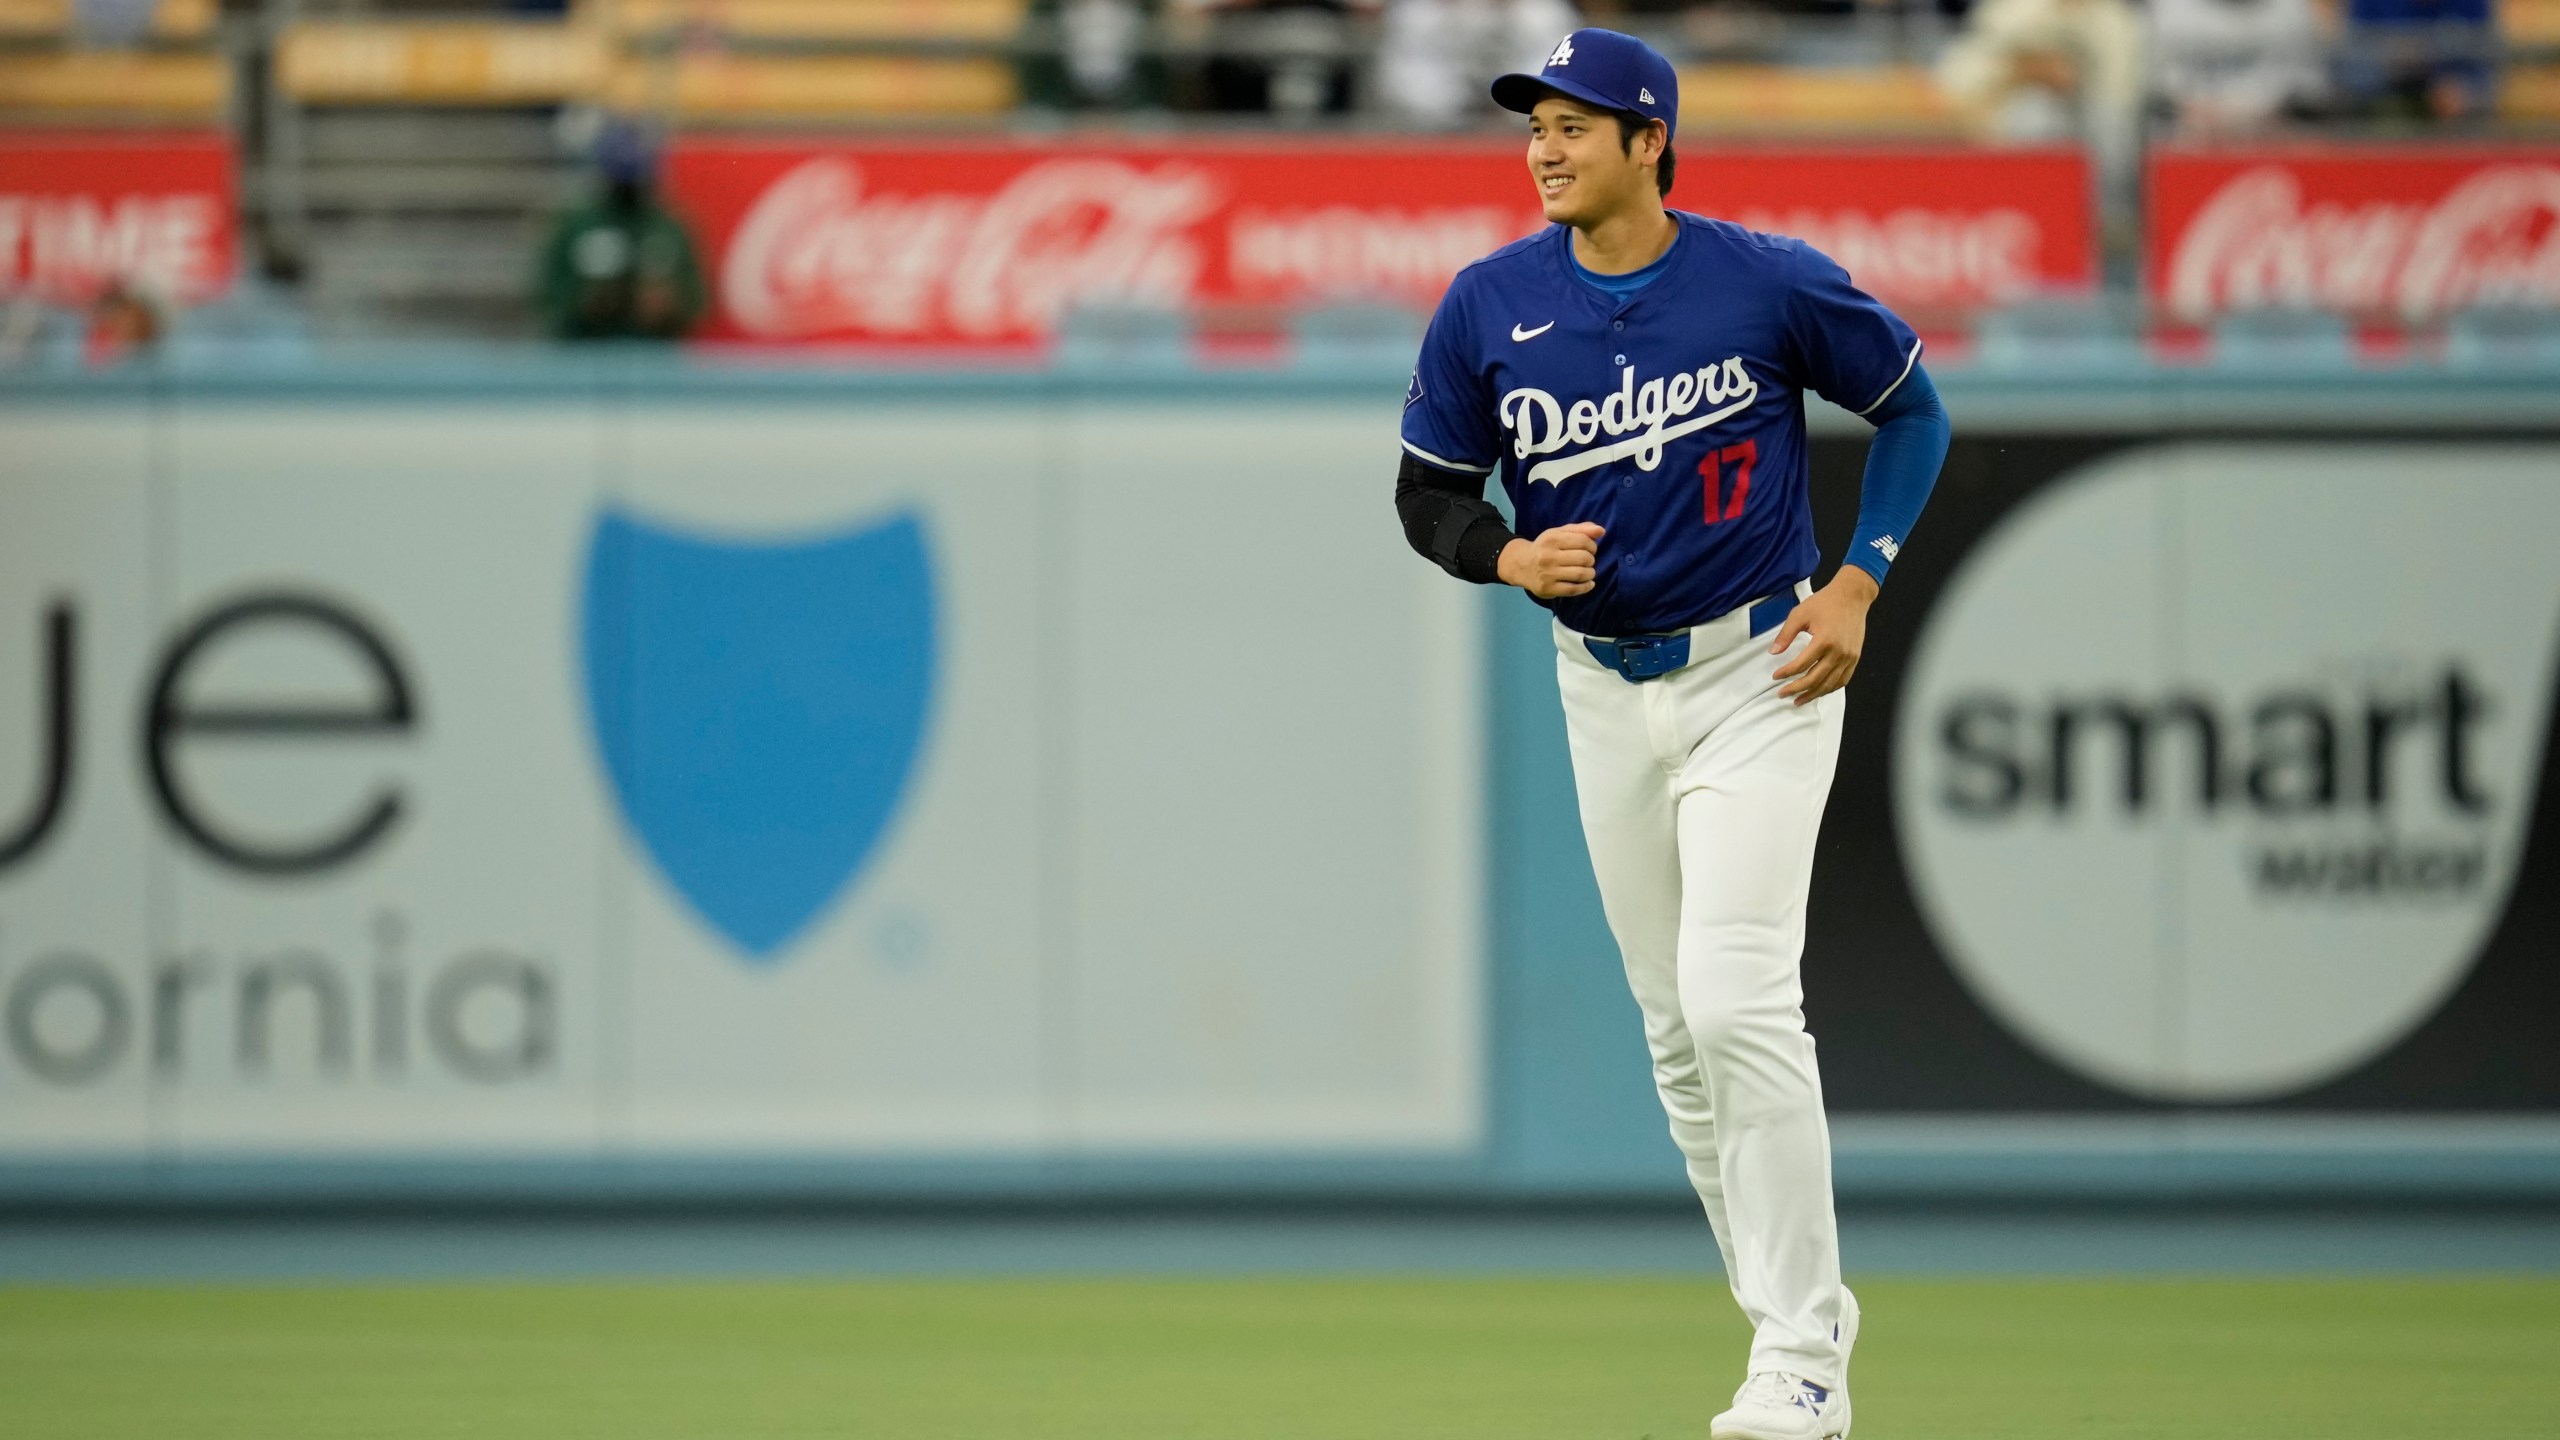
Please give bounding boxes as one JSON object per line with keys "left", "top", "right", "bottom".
{"left": 1401, "top": 211, "right": 1921, "bottom": 637}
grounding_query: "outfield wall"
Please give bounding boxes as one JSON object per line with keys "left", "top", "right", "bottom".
{"left": 3, "top": 355, "right": 2558, "bottom": 1203}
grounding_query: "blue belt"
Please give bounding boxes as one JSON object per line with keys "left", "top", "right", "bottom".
{"left": 1582, "top": 591, "right": 1798, "bottom": 684}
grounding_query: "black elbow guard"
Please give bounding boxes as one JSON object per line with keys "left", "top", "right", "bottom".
{"left": 1395, "top": 453, "right": 1514, "bottom": 584}
{"left": 1428, "top": 496, "right": 1513, "bottom": 583}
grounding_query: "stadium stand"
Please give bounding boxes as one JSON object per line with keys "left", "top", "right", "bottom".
{"left": 605, "top": 0, "right": 1028, "bottom": 43}
{"left": 262, "top": 19, "right": 593, "bottom": 335}
{"left": 0, "top": 48, "right": 228, "bottom": 118}
{"left": 2502, "top": 0, "right": 2560, "bottom": 120}
{"left": 7, "top": 0, "right": 2560, "bottom": 343}
{"left": 250, "top": 0, "right": 1022, "bottom": 334}
{"left": 1677, "top": 62, "right": 1954, "bottom": 134}
{"left": 0, "top": 0, "right": 215, "bottom": 40}
{"left": 0, "top": 0, "right": 225, "bottom": 122}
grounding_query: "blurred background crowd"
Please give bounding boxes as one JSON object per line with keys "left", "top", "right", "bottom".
{"left": 0, "top": 0, "right": 2551, "bottom": 354}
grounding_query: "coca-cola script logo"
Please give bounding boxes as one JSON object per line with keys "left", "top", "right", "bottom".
{"left": 720, "top": 157, "right": 1223, "bottom": 340}
{"left": 2165, "top": 164, "right": 2560, "bottom": 322}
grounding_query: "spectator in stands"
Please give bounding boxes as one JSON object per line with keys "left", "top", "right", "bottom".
{"left": 2336, "top": 0, "right": 2497, "bottom": 120}
{"left": 2152, "top": 0, "right": 2330, "bottom": 131}
{"left": 1378, "top": 0, "right": 1582, "bottom": 127}
{"left": 82, "top": 279, "right": 163, "bottom": 368}
{"left": 1021, "top": 0, "right": 1171, "bottom": 110}
{"left": 1938, "top": 0, "right": 2144, "bottom": 180}
{"left": 1183, "top": 0, "right": 1374, "bottom": 116}
{"left": 534, "top": 120, "right": 706, "bottom": 342}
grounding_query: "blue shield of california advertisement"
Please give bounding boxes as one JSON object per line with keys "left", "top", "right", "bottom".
{"left": 581, "top": 506, "right": 936, "bottom": 960}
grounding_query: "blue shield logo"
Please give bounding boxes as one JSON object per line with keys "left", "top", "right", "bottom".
{"left": 580, "top": 506, "right": 935, "bottom": 960}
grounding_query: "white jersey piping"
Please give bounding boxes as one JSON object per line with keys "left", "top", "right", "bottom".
{"left": 1402, "top": 439, "right": 1494, "bottom": 474}
{"left": 1854, "top": 339, "right": 1925, "bottom": 417}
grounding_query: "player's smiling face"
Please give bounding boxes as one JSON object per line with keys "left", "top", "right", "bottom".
{"left": 1526, "top": 97, "right": 1650, "bottom": 227}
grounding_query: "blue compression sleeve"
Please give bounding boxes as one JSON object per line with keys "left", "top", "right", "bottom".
{"left": 1844, "top": 363, "right": 1949, "bottom": 586}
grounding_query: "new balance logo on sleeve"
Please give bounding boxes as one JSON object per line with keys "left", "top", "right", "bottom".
{"left": 1870, "top": 535, "right": 1901, "bottom": 562}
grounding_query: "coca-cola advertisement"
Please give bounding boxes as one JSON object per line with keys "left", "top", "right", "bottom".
{"left": 664, "top": 138, "right": 2092, "bottom": 349}
{"left": 0, "top": 132, "right": 235, "bottom": 308}
{"left": 2151, "top": 146, "right": 2560, "bottom": 323}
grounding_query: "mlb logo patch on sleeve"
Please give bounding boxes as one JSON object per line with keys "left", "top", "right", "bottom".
{"left": 1405, "top": 371, "right": 1424, "bottom": 408}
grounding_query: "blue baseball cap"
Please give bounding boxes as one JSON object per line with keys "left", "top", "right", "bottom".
{"left": 1491, "top": 29, "right": 1679, "bottom": 142}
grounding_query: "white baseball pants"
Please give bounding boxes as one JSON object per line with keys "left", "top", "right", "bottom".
{"left": 1553, "top": 581, "right": 1849, "bottom": 1387}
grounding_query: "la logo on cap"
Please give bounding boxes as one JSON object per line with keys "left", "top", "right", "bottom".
{"left": 1547, "top": 36, "right": 1574, "bottom": 66}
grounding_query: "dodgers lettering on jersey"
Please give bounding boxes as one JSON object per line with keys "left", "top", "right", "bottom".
{"left": 1402, "top": 212, "right": 1920, "bottom": 637}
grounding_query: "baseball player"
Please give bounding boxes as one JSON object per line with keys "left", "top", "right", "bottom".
{"left": 1394, "top": 30, "right": 1951, "bottom": 1440}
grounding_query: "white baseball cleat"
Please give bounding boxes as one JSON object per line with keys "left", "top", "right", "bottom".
{"left": 1709, "top": 1287, "right": 1860, "bottom": 1440}
{"left": 1708, "top": 1372, "right": 1849, "bottom": 1440}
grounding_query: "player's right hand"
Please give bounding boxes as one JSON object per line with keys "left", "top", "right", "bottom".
{"left": 1497, "top": 523, "right": 1604, "bottom": 598}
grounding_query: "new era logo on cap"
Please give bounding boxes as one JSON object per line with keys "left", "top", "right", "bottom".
{"left": 1491, "top": 28, "right": 1681, "bottom": 141}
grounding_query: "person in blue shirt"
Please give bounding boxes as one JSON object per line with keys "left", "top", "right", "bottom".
{"left": 1393, "top": 29, "right": 1950, "bottom": 1440}
{"left": 2337, "top": 0, "right": 2496, "bottom": 121}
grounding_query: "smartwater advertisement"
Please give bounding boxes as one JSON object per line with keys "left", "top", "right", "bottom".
{"left": 1804, "top": 433, "right": 2560, "bottom": 1111}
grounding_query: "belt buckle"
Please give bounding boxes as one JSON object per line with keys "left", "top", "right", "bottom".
{"left": 1591, "top": 631, "right": 1690, "bottom": 683}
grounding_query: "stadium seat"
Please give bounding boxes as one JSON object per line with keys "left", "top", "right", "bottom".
{"left": 273, "top": 21, "right": 1015, "bottom": 117}
{"left": 276, "top": 23, "right": 612, "bottom": 106}
{"left": 2499, "top": 65, "right": 2560, "bottom": 120}
{"left": 2501, "top": 0, "right": 2560, "bottom": 44}
{"left": 608, "top": 54, "right": 1016, "bottom": 118}
{"left": 0, "top": 50, "right": 228, "bottom": 119}
{"left": 0, "top": 0, "right": 212, "bottom": 41}
{"left": 601, "top": 0, "right": 1027, "bottom": 43}
{"left": 1676, "top": 64, "right": 1959, "bottom": 135}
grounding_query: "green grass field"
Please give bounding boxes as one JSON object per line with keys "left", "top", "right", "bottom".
{"left": 4, "top": 1276, "right": 2555, "bottom": 1438}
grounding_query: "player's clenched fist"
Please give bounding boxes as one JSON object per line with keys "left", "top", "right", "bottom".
{"left": 1497, "top": 522, "right": 1605, "bottom": 598}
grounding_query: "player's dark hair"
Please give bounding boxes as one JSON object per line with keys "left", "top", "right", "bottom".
{"left": 1610, "top": 109, "right": 1676, "bottom": 197}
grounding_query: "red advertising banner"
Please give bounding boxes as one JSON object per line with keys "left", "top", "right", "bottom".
{"left": 2152, "top": 146, "right": 2560, "bottom": 323}
{"left": 1680, "top": 149, "right": 2091, "bottom": 317}
{"left": 0, "top": 132, "right": 235, "bottom": 308}
{"left": 665, "top": 139, "right": 2091, "bottom": 348}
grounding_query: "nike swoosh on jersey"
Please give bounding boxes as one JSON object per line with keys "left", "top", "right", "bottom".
{"left": 1511, "top": 321, "right": 1556, "bottom": 342}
